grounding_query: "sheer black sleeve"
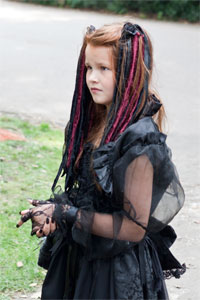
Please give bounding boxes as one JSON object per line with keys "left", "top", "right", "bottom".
{"left": 72, "top": 155, "right": 153, "bottom": 244}
{"left": 51, "top": 117, "right": 184, "bottom": 263}
{"left": 72, "top": 117, "right": 185, "bottom": 253}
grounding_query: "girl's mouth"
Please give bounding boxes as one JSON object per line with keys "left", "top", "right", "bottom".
{"left": 91, "top": 88, "right": 101, "bottom": 92}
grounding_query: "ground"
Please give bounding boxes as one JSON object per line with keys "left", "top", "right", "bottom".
{"left": 0, "top": 0, "right": 199, "bottom": 299}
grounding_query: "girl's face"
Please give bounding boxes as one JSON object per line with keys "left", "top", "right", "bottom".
{"left": 85, "top": 44, "right": 115, "bottom": 111}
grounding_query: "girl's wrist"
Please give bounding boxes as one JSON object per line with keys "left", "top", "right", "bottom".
{"left": 62, "top": 205, "right": 79, "bottom": 223}
{"left": 53, "top": 204, "right": 79, "bottom": 224}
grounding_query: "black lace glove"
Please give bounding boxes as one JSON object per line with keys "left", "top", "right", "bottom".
{"left": 52, "top": 204, "right": 79, "bottom": 232}
{"left": 16, "top": 200, "right": 55, "bottom": 236}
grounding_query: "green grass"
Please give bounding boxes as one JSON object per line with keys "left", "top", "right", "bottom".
{"left": 0, "top": 116, "right": 65, "bottom": 297}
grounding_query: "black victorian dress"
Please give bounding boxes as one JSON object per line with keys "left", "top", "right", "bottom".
{"left": 40, "top": 106, "right": 185, "bottom": 299}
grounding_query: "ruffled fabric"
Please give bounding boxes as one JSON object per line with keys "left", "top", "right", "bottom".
{"left": 93, "top": 117, "right": 185, "bottom": 233}
{"left": 92, "top": 142, "right": 114, "bottom": 196}
{"left": 93, "top": 117, "right": 165, "bottom": 198}
{"left": 41, "top": 111, "right": 185, "bottom": 299}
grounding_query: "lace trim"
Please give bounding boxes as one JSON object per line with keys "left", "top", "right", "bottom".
{"left": 164, "top": 263, "right": 186, "bottom": 279}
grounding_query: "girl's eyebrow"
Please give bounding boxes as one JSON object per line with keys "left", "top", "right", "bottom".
{"left": 96, "top": 62, "right": 110, "bottom": 66}
{"left": 85, "top": 61, "right": 111, "bottom": 67}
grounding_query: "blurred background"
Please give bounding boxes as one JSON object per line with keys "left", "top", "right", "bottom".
{"left": 0, "top": 0, "right": 199, "bottom": 299}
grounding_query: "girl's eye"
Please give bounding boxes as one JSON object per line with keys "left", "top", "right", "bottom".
{"left": 86, "top": 65, "right": 92, "bottom": 70}
{"left": 101, "top": 66, "right": 109, "bottom": 71}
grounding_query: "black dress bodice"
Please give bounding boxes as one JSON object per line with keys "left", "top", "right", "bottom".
{"left": 41, "top": 116, "right": 185, "bottom": 300}
{"left": 68, "top": 143, "right": 117, "bottom": 214}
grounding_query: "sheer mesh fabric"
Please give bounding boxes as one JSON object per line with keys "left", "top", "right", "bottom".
{"left": 150, "top": 161, "right": 184, "bottom": 227}
{"left": 52, "top": 118, "right": 185, "bottom": 254}
{"left": 74, "top": 155, "right": 153, "bottom": 243}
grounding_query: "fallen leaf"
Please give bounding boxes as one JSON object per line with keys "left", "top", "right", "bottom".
{"left": 31, "top": 291, "right": 41, "bottom": 299}
{"left": 17, "top": 261, "right": 23, "bottom": 268}
{"left": 0, "top": 128, "right": 26, "bottom": 141}
{"left": 29, "top": 283, "right": 37, "bottom": 287}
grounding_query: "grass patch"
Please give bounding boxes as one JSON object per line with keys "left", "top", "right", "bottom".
{"left": 0, "top": 116, "right": 65, "bottom": 297}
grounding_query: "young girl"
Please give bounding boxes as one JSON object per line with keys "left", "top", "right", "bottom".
{"left": 17, "top": 22, "right": 186, "bottom": 299}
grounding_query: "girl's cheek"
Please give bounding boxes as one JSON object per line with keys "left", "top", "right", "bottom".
{"left": 86, "top": 73, "right": 89, "bottom": 87}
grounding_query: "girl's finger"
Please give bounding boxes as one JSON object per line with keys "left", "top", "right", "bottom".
{"left": 16, "top": 210, "right": 32, "bottom": 228}
{"left": 16, "top": 219, "right": 23, "bottom": 228}
{"left": 43, "top": 218, "right": 50, "bottom": 236}
{"left": 28, "top": 199, "right": 40, "bottom": 206}
{"left": 27, "top": 199, "right": 34, "bottom": 205}
{"left": 50, "top": 218, "right": 56, "bottom": 233}
{"left": 36, "top": 228, "right": 44, "bottom": 238}
{"left": 20, "top": 209, "right": 30, "bottom": 215}
{"left": 28, "top": 199, "right": 51, "bottom": 206}
{"left": 31, "top": 226, "right": 40, "bottom": 236}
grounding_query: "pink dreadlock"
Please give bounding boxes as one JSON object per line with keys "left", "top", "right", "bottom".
{"left": 52, "top": 22, "right": 163, "bottom": 191}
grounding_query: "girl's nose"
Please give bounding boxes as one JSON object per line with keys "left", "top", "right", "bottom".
{"left": 88, "top": 70, "right": 98, "bottom": 83}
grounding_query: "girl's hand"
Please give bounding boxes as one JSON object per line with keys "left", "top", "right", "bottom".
{"left": 16, "top": 200, "right": 56, "bottom": 237}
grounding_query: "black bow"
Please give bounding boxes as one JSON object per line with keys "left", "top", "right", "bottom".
{"left": 121, "top": 23, "right": 144, "bottom": 41}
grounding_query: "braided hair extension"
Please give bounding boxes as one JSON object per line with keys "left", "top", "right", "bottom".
{"left": 103, "top": 34, "right": 140, "bottom": 142}
{"left": 52, "top": 22, "right": 152, "bottom": 191}
{"left": 102, "top": 24, "right": 151, "bottom": 143}
{"left": 100, "top": 37, "right": 132, "bottom": 145}
{"left": 52, "top": 45, "right": 90, "bottom": 190}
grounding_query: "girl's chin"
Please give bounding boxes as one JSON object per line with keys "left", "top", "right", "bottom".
{"left": 92, "top": 98, "right": 112, "bottom": 108}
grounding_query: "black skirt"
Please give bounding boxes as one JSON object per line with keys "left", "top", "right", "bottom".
{"left": 41, "top": 236, "right": 169, "bottom": 300}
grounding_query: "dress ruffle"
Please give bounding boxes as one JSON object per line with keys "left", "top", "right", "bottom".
{"left": 93, "top": 117, "right": 185, "bottom": 233}
{"left": 92, "top": 142, "right": 115, "bottom": 196}
{"left": 40, "top": 99, "right": 185, "bottom": 299}
{"left": 93, "top": 117, "right": 166, "bottom": 197}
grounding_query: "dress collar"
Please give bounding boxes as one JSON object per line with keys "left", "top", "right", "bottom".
{"left": 139, "top": 94, "right": 162, "bottom": 119}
